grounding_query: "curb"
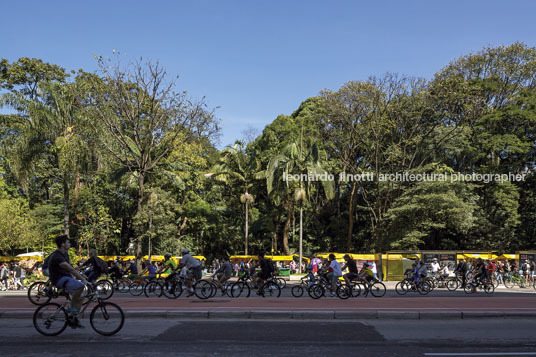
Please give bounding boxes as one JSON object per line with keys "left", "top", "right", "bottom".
{"left": 3, "top": 310, "right": 536, "bottom": 320}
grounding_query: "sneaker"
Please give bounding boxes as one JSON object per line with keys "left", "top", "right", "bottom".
{"left": 330, "top": 292, "right": 336, "bottom": 297}
{"left": 185, "top": 291, "right": 194, "bottom": 297}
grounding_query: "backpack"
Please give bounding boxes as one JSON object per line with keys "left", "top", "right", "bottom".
{"left": 95, "top": 257, "right": 109, "bottom": 273}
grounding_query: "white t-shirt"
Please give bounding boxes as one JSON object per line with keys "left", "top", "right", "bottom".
{"left": 371, "top": 262, "right": 377, "bottom": 274}
{"left": 431, "top": 262, "right": 440, "bottom": 273}
{"left": 181, "top": 254, "right": 201, "bottom": 269}
{"left": 330, "top": 260, "right": 343, "bottom": 277}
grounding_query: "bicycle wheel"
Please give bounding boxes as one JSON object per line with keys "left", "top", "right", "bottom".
{"left": 484, "top": 283, "right": 494, "bottom": 295}
{"left": 336, "top": 284, "right": 352, "bottom": 299}
{"left": 351, "top": 283, "right": 362, "bottom": 297}
{"left": 464, "top": 284, "right": 475, "bottom": 294}
{"left": 144, "top": 281, "right": 163, "bottom": 298}
{"left": 504, "top": 278, "right": 514, "bottom": 288}
{"left": 417, "top": 281, "right": 431, "bottom": 296}
{"left": 260, "top": 281, "right": 281, "bottom": 298}
{"left": 209, "top": 281, "right": 219, "bottom": 298}
{"left": 129, "top": 281, "right": 144, "bottom": 296}
{"left": 90, "top": 302, "right": 125, "bottom": 336}
{"left": 116, "top": 279, "right": 130, "bottom": 293}
{"left": 307, "top": 283, "right": 324, "bottom": 299}
{"left": 395, "top": 281, "right": 408, "bottom": 296}
{"left": 194, "top": 280, "right": 214, "bottom": 299}
{"left": 276, "top": 278, "right": 287, "bottom": 289}
{"left": 446, "top": 278, "right": 459, "bottom": 291}
{"left": 291, "top": 285, "right": 304, "bottom": 297}
{"left": 28, "top": 282, "right": 52, "bottom": 305}
{"left": 162, "top": 281, "right": 183, "bottom": 299}
{"left": 369, "top": 282, "right": 386, "bottom": 297}
{"left": 96, "top": 280, "right": 114, "bottom": 300}
{"left": 231, "top": 281, "right": 250, "bottom": 298}
{"left": 33, "top": 303, "right": 68, "bottom": 336}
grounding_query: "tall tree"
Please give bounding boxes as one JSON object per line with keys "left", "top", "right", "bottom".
{"left": 206, "top": 141, "right": 258, "bottom": 255}
{"left": 87, "top": 58, "right": 218, "bottom": 268}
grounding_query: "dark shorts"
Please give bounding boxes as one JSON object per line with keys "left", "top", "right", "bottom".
{"left": 345, "top": 272, "right": 358, "bottom": 280}
{"left": 55, "top": 276, "right": 85, "bottom": 294}
{"left": 259, "top": 272, "right": 270, "bottom": 280}
{"left": 191, "top": 266, "right": 202, "bottom": 281}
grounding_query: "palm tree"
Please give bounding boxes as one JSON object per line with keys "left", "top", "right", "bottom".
{"left": 265, "top": 142, "right": 334, "bottom": 271}
{"left": 206, "top": 141, "right": 258, "bottom": 255}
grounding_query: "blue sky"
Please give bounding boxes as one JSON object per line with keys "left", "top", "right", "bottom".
{"left": 2, "top": 1, "right": 535, "bottom": 148}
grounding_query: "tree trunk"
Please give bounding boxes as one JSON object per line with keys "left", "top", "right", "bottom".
{"left": 282, "top": 199, "right": 292, "bottom": 255}
{"left": 148, "top": 213, "right": 153, "bottom": 261}
{"left": 299, "top": 205, "right": 303, "bottom": 273}
{"left": 63, "top": 179, "right": 70, "bottom": 237}
{"left": 347, "top": 182, "right": 357, "bottom": 251}
{"left": 136, "top": 171, "right": 145, "bottom": 272}
{"left": 245, "top": 200, "right": 249, "bottom": 255}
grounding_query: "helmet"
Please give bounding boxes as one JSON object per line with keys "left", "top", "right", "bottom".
{"left": 164, "top": 253, "right": 171, "bottom": 259}
{"left": 343, "top": 254, "right": 350, "bottom": 260}
{"left": 181, "top": 248, "right": 189, "bottom": 255}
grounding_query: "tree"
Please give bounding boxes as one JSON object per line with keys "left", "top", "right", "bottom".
{"left": 265, "top": 141, "right": 334, "bottom": 265}
{"left": 87, "top": 58, "right": 218, "bottom": 268}
{"left": 1, "top": 80, "right": 92, "bottom": 237}
{"left": 206, "top": 141, "right": 258, "bottom": 255}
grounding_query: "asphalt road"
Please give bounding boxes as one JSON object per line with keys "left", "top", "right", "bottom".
{"left": 1, "top": 318, "right": 536, "bottom": 356}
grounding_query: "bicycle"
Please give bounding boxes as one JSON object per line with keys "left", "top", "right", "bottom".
{"left": 291, "top": 275, "right": 315, "bottom": 297}
{"left": 504, "top": 272, "right": 527, "bottom": 288}
{"left": 395, "top": 278, "right": 431, "bottom": 296}
{"left": 230, "top": 270, "right": 254, "bottom": 298}
{"left": 33, "top": 283, "right": 124, "bottom": 336}
{"left": 464, "top": 277, "right": 494, "bottom": 294}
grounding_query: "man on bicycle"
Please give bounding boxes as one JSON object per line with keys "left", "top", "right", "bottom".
{"left": 252, "top": 252, "right": 274, "bottom": 291}
{"left": 212, "top": 256, "right": 232, "bottom": 295}
{"left": 341, "top": 254, "right": 359, "bottom": 286}
{"left": 178, "top": 248, "right": 202, "bottom": 297}
{"left": 80, "top": 249, "right": 106, "bottom": 283}
{"left": 47, "top": 235, "right": 88, "bottom": 328}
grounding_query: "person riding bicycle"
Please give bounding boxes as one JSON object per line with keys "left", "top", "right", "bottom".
{"left": 109, "top": 260, "right": 123, "bottom": 282}
{"left": 157, "top": 254, "right": 177, "bottom": 286}
{"left": 178, "top": 248, "right": 202, "bottom": 297}
{"left": 341, "top": 254, "right": 359, "bottom": 286}
{"left": 430, "top": 258, "right": 440, "bottom": 276}
{"left": 327, "top": 254, "right": 342, "bottom": 297}
{"left": 80, "top": 249, "right": 107, "bottom": 283}
{"left": 212, "top": 256, "right": 232, "bottom": 295}
{"left": 472, "top": 258, "right": 489, "bottom": 288}
{"left": 125, "top": 260, "right": 138, "bottom": 275}
{"left": 252, "top": 252, "right": 274, "bottom": 291}
{"left": 413, "top": 259, "right": 428, "bottom": 283}
{"left": 47, "top": 235, "right": 88, "bottom": 328}
{"left": 358, "top": 262, "right": 378, "bottom": 284}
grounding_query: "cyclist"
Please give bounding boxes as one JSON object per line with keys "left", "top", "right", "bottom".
{"left": 178, "top": 248, "right": 202, "bottom": 297}
{"left": 358, "top": 261, "right": 378, "bottom": 284}
{"left": 158, "top": 254, "right": 177, "bottom": 287}
{"left": 341, "top": 254, "right": 358, "bottom": 287}
{"left": 142, "top": 260, "right": 157, "bottom": 280}
{"left": 47, "top": 235, "right": 88, "bottom": 328}
{"left": 252, "top": 252, "right": 274, "bottom": 291}
{"left": 212, "top": 256, "right": 232, "bottom": 295}
{"left": 454, "top": 258, "right": 468, "bottom": 288}
{"left": 471, "top": 258, "right": 489, "bottom": 291}
{"left": 430, "top": 258, "right": 440, "bottom": 276}
{"left": 80, "top": 249, "right": 106, "bottom": 283}
{"left": 327, "top": 254, "right": 342, "bottom": 297}
{"left": 125, "top": 260, "right": 138, "bottom": 275}
{"left": 109, "top": 260, "right": 123, "bottom": 283}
